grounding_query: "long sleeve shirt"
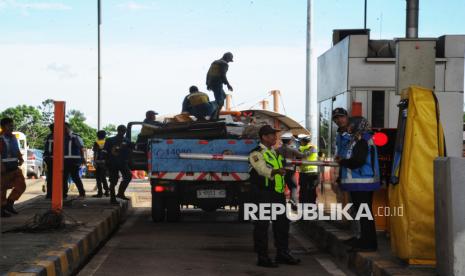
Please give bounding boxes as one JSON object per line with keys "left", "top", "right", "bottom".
{"left": 249, "top": 143, "right": 274, "bottom": 179}
{"left": 206, "top": 59, "right": 229, "bottom": 87}
{"left": 339, "top": 139, "right": 368, "bottom": 169}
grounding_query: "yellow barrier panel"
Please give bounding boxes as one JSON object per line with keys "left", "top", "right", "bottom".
{"left": 389, "top": 86, "right": 445, "bottom": 265}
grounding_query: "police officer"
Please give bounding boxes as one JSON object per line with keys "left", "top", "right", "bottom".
{"left": 206, "top": 52, "right": 234, "bottom": 119}
{"left": 63, "top": 123, "right": 86, "bottom": 198}
{"left": 181, "top": 85, "right": 217, "bottom": 120}
{"left": 44, "top": 123, "right": 54, "bottom": 199}
{"left": 249, "top": 125, "right": 300, "bottom": 268}
{"left": 0, "top": 117, "right": 26, "bottom": 217}
{"left": 277, "top": 132, "right": 308, "bottom": 206}
{"left": 104, "top": 125, "right": 132, "bottom": 204}
{"left": 298, "top": 134, "right": 319, "bottom": 204}
{"left": 336, "top": 116, "right": 380, "bottom": 252}
{"left": 92, "top": 130, "right": 109, "bottom": 197}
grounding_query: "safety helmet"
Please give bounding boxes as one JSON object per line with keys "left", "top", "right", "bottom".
{"left": 298, "top": 134, "right": 311, "bottom": 141}
{"left": 222, "top": 52, "right": 234, "bottom": 62}
{"left": 281, "top": 132, "right": 294, "bottom": 140}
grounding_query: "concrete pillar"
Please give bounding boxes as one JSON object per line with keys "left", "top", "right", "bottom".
{"left": 434, "top": 157, "right": 465, "bottom": 276}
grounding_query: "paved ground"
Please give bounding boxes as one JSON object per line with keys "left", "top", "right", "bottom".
{"left": 78, "top": 181, "right": 351, "bottom": 276}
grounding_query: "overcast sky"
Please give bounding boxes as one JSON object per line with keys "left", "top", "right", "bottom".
{"left": 1, "top": 0, "right": 464, "bottom": 128}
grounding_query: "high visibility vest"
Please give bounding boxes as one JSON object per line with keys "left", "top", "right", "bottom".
{"left": 340, "top": 136, "right": 381, "bottom": 192}
{"left": 299, "top": 144, "right": 318, "bottom": 173}
{"left": 0, "top": 134, "right": 20, "bottom": 171}
{"left": 64, "top": 134, "right": 82, "bottom": 160}
{"left": 262, "top": 149, "right": 285, "bottom": 193}
{"left": 187, "top": 92, "right": 209, "bottom": 107}
{"left": 44, "top": 134, "right": 53, "bottom": 159}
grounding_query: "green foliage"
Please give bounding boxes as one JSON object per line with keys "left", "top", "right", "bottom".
{"left": 103, "top": 124, "right": 117, "bottom": 137}
{"left": 1, "top": 100, "right": 98, "bottom": 149}
{"left": 67, "top": 110, "right": 96, "bottom": 148}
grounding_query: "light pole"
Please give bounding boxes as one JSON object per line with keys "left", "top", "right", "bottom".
{"left": 305, "top": 0, "right": 313, "bottom": 136}
{"left": 97, "top": 0, "right": 102, "bottom": 130}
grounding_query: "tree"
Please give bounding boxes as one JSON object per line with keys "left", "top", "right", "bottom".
{"left": 103, "top": 124, "right": 117, "bottom": 137}
{"left": 67, "top": 110, "right": 97, "bottom": 148}
{"left": 0, "top": 105, "right": 48, "bottom": 149}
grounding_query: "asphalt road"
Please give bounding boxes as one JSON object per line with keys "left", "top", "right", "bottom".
{"left": 77, "top": 181, "right": 350, "bottom": 276}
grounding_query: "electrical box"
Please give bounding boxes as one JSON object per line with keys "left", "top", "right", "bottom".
{"left": 395, "top": 38, "right": 436, "bottom": 95}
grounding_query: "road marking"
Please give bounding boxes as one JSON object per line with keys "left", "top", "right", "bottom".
{"left": 315, "top": 257, "right": 347, "bottom": 276}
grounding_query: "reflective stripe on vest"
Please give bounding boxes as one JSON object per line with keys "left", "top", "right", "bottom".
{"left": 0, "top": 135, "right": 19, "bottom": 164}
{"left": 262, "top": 149, "right": 285, "bottom": 193}
{"left": 340, "top": 138, "right": 380, "bottom": 191}
{"left": 299, "top": 144, "right": 318, "bottom": 173}
{"left": 64, "top": 137, "right": 81, "bottom": 159}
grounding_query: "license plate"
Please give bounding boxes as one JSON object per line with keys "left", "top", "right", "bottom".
{"left": 196, "top": 189, "right": 226, "bottom": 198}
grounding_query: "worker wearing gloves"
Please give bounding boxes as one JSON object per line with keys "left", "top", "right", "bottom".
{"left": 105, "top": 125, "right": 132, "bottom": 204}
{"left": 249, "top": 125, "right": 300, "bottom": 268}
{"left": 63, "top": 123, "right": 86, "bottom": 199}
{"left": 298, "top": 134, "right": 319, "bottom": 205}
{"left": 0, "top": 118, "right": 26, "bottom": 217}
{"left": 276, "top": 132, "right": 308, "bottom": 207}
{"left": 206, "top": 52, "right": 234, "bottom": 119}
{"left": 336, "top": 116, "right": 380, "bottom": 252}
{"left": 181, "top": 86, "right": 217, "bottom": 120}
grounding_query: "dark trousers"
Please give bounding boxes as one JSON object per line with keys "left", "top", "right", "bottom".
{"left": 252, "top": 189, "right": 289, "bottom": 256}
{"left": 299, "top": 173, "right": 318, "bottom": 204}
{"left": 95, "top": 164, "right": 109, "bottom": 194}
{"left": 108, "top": 164, "right": 132, "bottom": 198}
{"left": 45, "top": 159, "right": 53, "bottom": 198}
{"left": 350, "top": 191, "right": 377, "bottom": 249}
{"left": 210, "top": 84, "right": 226, "bottom": 119}
{"left": 63, "top": 161, "right": 85, "bottom": 197}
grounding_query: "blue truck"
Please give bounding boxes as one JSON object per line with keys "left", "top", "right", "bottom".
{"left": 126, "top": 121, "right": 258, "bottom": 222}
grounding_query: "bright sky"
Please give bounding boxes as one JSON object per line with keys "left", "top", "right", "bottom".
{"left": 1, "top": 0, "right": 464, "bottom": 128}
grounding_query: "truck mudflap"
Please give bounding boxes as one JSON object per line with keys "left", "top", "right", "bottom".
{"left": 150, "top": 172, "right": 250, "bottom": 181}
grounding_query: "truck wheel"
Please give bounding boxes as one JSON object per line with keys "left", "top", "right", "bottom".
{"left": 166, "top": 197, "right": 180, "bottom": 222}
{"left": 152, "top": 193, "right": 166, "bottom": 222}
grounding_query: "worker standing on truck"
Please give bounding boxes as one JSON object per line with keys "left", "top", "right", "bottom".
{"left": 298, "top": 134, "right": 319, "bottom": 205}
{"left": 182, "top": 85, "right": 217, "bottom": 120}
{"left": 277, "top": 132, "right": 308, "bottom": 207}
{"left": 92, "top": 130, "right": 109, "bottom": 197}
{"left": 43, "top": 123, "right": 54, "bottom": 199}
{"left": 249, "top": 125, "right": 301, "bottom": 268}
{"left": 63, "top": 123, "right": 86, "bottom": 199}
{"left": 206, "top": 52, "right": 234, "bottom": 119}
{"left": 0, "top": 117, "right": 26, "bottom": 217}
{"left": 105, "top": 125, "right": 132, "bottom": 204}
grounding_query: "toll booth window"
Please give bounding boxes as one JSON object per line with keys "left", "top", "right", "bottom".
{"left": 372, "top": 91, "right": 385, "bottom": 128}
{"left": 319, "top": 100, "right": 332, "bottom": 157}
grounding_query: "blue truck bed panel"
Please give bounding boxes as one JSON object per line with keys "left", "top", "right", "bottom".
{"left": 150, "top": 139, "right": 258, "bottom": 173}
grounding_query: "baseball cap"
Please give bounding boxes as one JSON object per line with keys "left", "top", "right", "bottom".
{"left": 332, "top": 107, "right": 348, "bottom": 119}
{"left": 258, "top": 125, "right": 280, "bottom": 138}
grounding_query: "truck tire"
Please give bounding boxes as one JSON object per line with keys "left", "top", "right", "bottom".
{"left": 152, "top": 193, "right": 166, "bottom": 222}
{"left": 166, "top": 197, "right": 181, "bottom": 222}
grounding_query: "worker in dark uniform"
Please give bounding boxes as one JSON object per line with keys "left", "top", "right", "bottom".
{"left": 63, "top": 123, "right": 86, "bottom": 198}
{"left": 105, "top": 125, "right": 132, "bottom": 204}
{"left": 0, "top": 118, "right": 26, "bottom": 217}
{"left": 182, "top": 85, "right": 216, "bottom": 120}
{"left": 249, "top": 125, "right": 301, "bottom": 268}
{"left": 43, "top": 123, "right": 54, "bottom": 199}
{"left": 92, "top": 130, "right": 109, "bottom": 197}
{"left": 206, "top": 52, "right": 234, "bottom": 119}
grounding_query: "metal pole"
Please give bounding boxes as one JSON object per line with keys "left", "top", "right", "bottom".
{"left": 97, "top": 0, "right": 102, "bottom": 130}
{"left": 271, "top": 90, "right": 280, "bottom": 113}
{"left": 260, "top": 100, "right": 269, "bottom": 110}
{"left": 225, "top": 94, "right": 232, "bottom": 111}
{"left": 178, "top": 153, "right": 339, "bottom": 167}
{"left": 305, "top": 0, "right": 312, "bottom": 131}
{"left": 406, "top": 0, "right": 419, "bottom": 38}
{"left": 364, "top": 0, "right": 367, "bottom": 29}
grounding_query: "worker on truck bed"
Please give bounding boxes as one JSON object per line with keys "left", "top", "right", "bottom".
{"left": 206, "top": 52, "right": 234, "bottom": 119}
{"left": 182, "top": 85, "right": 217, "bottom": 121}
{"left": 0, "top": 117, "right": 26, "bottom": 217}
{"left": 249, "top": 125, "right": 301, "bottom": 268}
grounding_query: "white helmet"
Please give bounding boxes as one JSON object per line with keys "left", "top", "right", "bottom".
{"left": 297, "top": 134, "right": 311, "bottom": 141}
{"left": 281, "top": 132, "right": 294, "bottom": 140}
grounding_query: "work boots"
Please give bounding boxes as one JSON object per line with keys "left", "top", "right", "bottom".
{"left": 275, "top": 251, "right": 301, "bottom": 265}
{"left": 257, "top": 255, "right": 278, "bottom": 268}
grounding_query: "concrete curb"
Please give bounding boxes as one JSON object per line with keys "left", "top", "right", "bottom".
{"left": 6, "top": 201, "right": 128, "bottom": 276}
{"left": 299, "top": 221, "right": 435, "bottom": 276}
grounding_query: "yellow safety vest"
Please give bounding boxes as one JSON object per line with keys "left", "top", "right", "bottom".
{"left": 299, "top": 144, "right": 318, "bottom": 173}
{"left": 262, "top": 149, "right": 285, "bottom": 193}
{"left": 187, "top": 92, "right": 209, "bottom": 106}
